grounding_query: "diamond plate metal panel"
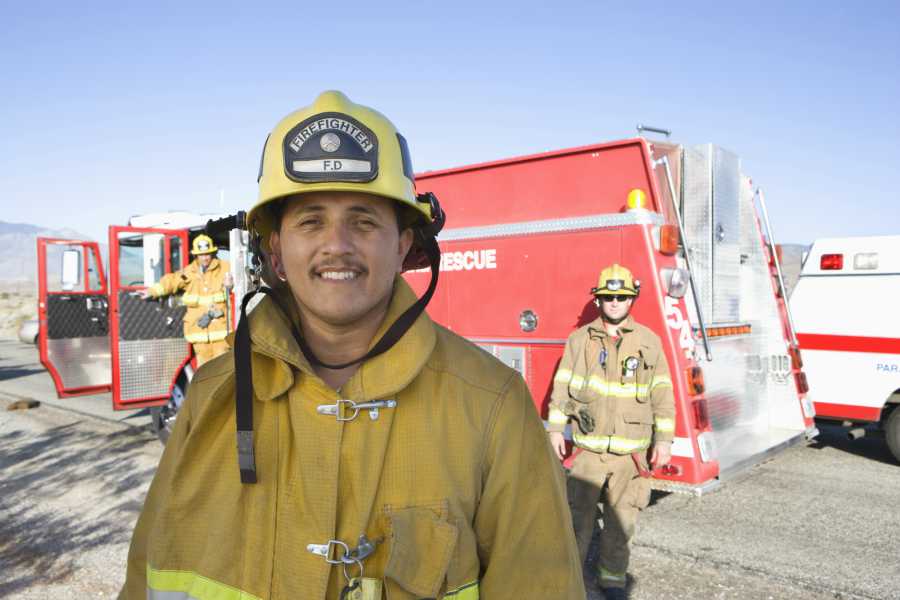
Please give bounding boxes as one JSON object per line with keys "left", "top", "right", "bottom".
{"left": 118, "top": 338, "right": 188, "bottom": 401}
{"left": 47, "top": 337, "right": 111, "bottom": 389}
{"left": 681, "top": 145, "right": 713, "bottom": 321}
{"left": 697, "top": 176, "right": 806, "bottom": 473}
{"left": 712, "top": 147, "right": 741, "bottom": 322}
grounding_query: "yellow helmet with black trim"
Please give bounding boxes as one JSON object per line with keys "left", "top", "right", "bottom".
{"left": 190, "top": 234, "right": 217, "bottom": 255}
{"left": 591, "top": 263, "right": 640, "bottom": 296}
{"left": 248, "top": 90, "right": 435, "bottom": 243}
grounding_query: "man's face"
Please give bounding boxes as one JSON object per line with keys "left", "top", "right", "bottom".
{"left": 197, "top": 253, "right": 213, "bottom": 267}
{"left": 269, "top": 192, "right": 413, "bottom": 329}
{"left": 599, "top": 294, "right": 634, "bottom": 322}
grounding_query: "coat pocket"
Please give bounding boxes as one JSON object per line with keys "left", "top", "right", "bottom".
{"left": 384, "top": 503, "right": 459, "bottom": 599}
{"left": 618, "top": 407, "right": 654, "bottom": 442}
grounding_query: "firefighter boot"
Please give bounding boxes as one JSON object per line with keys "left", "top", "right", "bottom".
{"left": 601, "top": 585, "right": 628, "bottom": 600}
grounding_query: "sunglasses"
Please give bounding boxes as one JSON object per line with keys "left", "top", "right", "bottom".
{"left": 600, "top": 295, "right": 632, "bottom": 303}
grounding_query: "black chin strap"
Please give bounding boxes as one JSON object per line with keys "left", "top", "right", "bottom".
{"left": 234, "top": 233, "right": 441, "bottom": 484}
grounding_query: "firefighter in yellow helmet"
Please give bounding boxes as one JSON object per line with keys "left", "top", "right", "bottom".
{"left": 548, "top": 263, "right": 676, "bottom": 599}
{"left": 121, "top": 91, "right": 584, "bottom": 599}
{"left": 139, "top": 233, "right": 233, "bottom": 366}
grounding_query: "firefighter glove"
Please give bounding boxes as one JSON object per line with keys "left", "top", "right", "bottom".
{"left": 577, "top": 409, "right": 595, "bottom": 434}
{"left": 196, "top": 311, "right": 213, "bottom": 329}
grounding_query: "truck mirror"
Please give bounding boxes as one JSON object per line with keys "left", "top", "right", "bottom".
{"left": 61, "top": 249, "right": 81, "bottom": 290}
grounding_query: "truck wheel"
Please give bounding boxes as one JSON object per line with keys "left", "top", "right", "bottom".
{"left": 887, "top": 406, "right": 900, "bottom": 464}
{"left": 150, "top": 374, "right": 187, "bottom": 445}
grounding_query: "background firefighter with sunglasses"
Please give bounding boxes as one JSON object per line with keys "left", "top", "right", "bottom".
{"left": 121, "top": 91, "right": 583, "bottom": 599}
{"left": 548, "top": 263, "right": 675, "bottom": 598}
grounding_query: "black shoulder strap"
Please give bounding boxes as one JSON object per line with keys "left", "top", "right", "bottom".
{"left": 234, "top": 288, "right": 273, "bottom": 484}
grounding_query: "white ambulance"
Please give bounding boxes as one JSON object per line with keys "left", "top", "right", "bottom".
{"left": 790, "top": 235, "right": 900, "bottom": 461}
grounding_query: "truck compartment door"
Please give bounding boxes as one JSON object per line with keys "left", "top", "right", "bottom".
{"left": 36, "top": 238, "right": 111, "bottom": 397}
{"left": 109, "top": 227, "right": 191, "bottom": 410}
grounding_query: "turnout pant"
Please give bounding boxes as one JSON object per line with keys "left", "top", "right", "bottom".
{"left": 567, "top": 450, "right": 651, "bottom": 589}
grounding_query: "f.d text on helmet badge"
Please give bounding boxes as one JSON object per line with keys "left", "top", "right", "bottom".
{"left": 282, "top": 111, "right": 379, "bottom": 183}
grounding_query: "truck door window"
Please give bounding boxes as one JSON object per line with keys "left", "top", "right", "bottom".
{"left": 46, "top": 244, "right": 84, "bottom": 293}
{"left": 87, "top": 246, "right": 102, "bottom": 291}
{"left": 117, "top": 234, "right": 145, "bottom": 287}
{"left": 169, "top": 236, "right": 182, "bottom": 274}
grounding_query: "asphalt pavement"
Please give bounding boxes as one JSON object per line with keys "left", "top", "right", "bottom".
{"left": 1, "top": 339, "right": 898, "bottom": 599}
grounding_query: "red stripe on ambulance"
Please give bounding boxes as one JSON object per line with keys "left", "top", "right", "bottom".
{"left": 796, "top": 333, "right": 900, "bottom": 355}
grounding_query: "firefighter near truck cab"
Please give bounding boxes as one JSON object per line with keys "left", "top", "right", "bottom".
{"left": 140, "top": 233, "right": 234, "bottom": 367}
{"left": 36, "top": 222, "right": 245, "bottom": 443}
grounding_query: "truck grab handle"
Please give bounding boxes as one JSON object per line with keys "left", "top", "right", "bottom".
{"left": 660, "top": 155, "right": 712, "bottom": 361}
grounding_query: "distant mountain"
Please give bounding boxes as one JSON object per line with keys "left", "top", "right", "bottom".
{"left": 0, "top": 220, "right": 101, "bottom": 283}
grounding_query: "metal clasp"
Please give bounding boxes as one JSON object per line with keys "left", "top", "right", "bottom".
{"left": 307, "top": 535, "right": 379, "bottom": 586}
{"left": 306, "top": 539, "right": 351, "bottom": 564}
{"left": 317, "top": 399, "right": 397, "bottom": 422}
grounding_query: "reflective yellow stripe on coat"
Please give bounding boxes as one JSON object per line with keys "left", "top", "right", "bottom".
{"left": 572, "top": 432, "right": 652, "bottom": 454}
{"left": 586, "top": 376, "right": 649, "bottom": 398}
{"left": 182, "top": 292, "right": 227, "bottom": 307}
{"left": 147, "top": 565, "right": 261, "bottom": 600}
{"left": 548, "top": 407, "right": 569, "bottom": 425}
{"left": 445, "top": 581, "right": 479, "bottom": 598}
{"left": 554, "top": 368, "right": 573, "bottom": 384}
{"left": 654, "top": 417, "right": 675, "bottom": 433}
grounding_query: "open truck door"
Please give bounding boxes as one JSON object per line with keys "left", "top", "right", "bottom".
{"left": 37, "top": 238, "right": 111, "bottom": 397}
{"left": 109, "top": 226, "right": 192, "bottom": 411}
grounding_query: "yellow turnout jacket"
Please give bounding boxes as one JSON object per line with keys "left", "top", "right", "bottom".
{"left": 548, "top": 315, "right": 676, "bottom": 454}
{"left": 148, "top": 258, "right": 230, "bottom": 344}
{"left": 121, "top": 278, "right": 584, "bottom": 600}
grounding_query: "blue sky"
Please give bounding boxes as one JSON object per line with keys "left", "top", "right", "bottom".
{"left": 2, "top": 1, "right": 898, "bottom": 244}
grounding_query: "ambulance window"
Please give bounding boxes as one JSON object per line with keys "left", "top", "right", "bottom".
{"left": 117, "top": 234, "right": 144, "bottom": 287}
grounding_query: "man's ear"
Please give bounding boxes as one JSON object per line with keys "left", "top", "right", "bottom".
{"left": 397, "top": 228, "right": 414, "bottom": 273}
{"left": 268, "top": 231, "right": 283, "bottom": 275}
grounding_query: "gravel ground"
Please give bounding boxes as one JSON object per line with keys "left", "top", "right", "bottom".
{"left": 0, "top": 398, "right": 161, "bottom": 599}
{"left": 2, "top": 336, "right": 899, "bottom": 599}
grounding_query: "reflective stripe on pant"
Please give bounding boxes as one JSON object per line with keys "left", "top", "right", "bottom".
{"left": 193, "top": 340, "right": 230, "bottom": 366}
{"left": 566, "top": 451, "right": 651, "bottom": 588}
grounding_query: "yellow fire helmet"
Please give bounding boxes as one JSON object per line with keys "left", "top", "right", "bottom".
{"left": 235, "top": 92, "right": 446, "bottom": 484}
{"left": 248, "top": 90, "right": 442, "bottom": 252}
{"left": 190, "top": 234, "right": 217, "bottom": 255}
{"left": 591, "top": 263, "right": 640, "bottom": 296}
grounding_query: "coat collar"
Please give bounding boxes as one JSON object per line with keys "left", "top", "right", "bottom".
{"left": 189, "top": 257, "right": 221, "bottom": 273}
{"left": 587, "top": 314, "right": 635, "bottom": 339}
{"left": 242, "top": 276, "right": 436, "bottom": 402}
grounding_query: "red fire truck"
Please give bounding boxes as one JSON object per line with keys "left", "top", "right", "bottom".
{"left": 37, "top": 135, "right": 815, "bottom": 494}
{"left": 405, "top": 136, "right": 816, "bottom": 494}
{"left": 36, "top": 212, "right": 249, "bottom": 440}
